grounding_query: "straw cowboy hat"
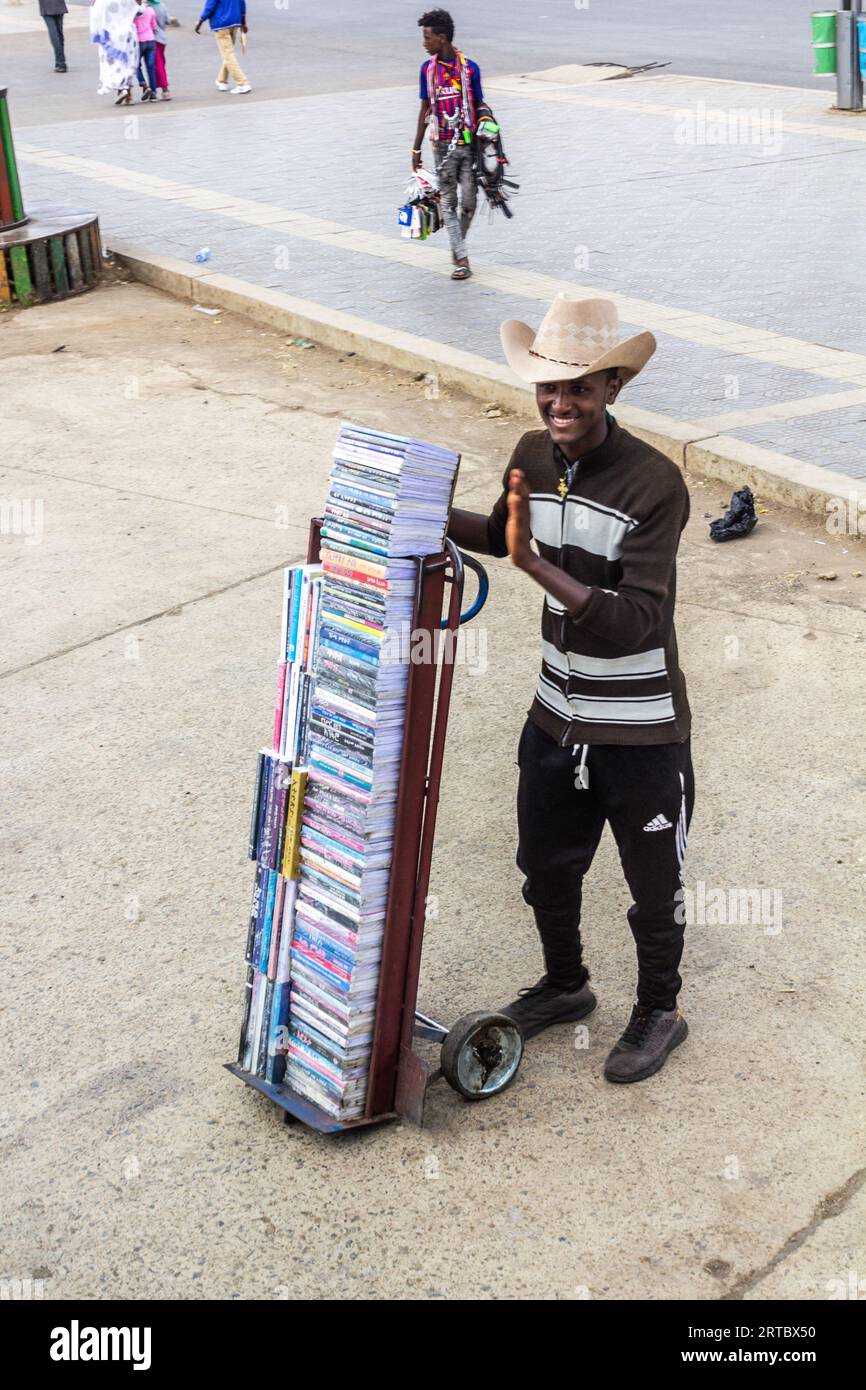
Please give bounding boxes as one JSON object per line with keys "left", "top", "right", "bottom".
{"left": 501, "top": 293, "right": 656, "bottom": 385}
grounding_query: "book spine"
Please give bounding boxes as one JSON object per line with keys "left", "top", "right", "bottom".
{"left": 266, "top": 760, "right": 290, "bottom": 872}
{"left": 273, "top": 778, "right": 291, "bottom": 876}
{"left": 256, "top": 978, "right": 275, "bottom": 1077}
{"left": 295, "top": 673, "right": 311, "bottom": 761}
{"left": 273, "top": 661, "right": 287, "bottom": 752}
{"left": 286, "top": 566, "right": 301, "bottom": 664}
{"left": 237, "top": 962, "right": 255, "bottom": 1066}
{"left": 324, "top": 564, "right": 389, "bottom": 594}
{"left": 267, "top": 873, "right": 287, "bottom": 981}
{"left": 245, "top": 862, "right": 267, "bottom": 964}
{"left": 264, "top": 981, "right": 291, "bottom": 1084}
{"left": 243, "top": 971, "right": 264, "bottom": 1072}
{"left": 248, "top": 750, "right": 266, "bottom": 861}
{"left": 275, "top": 879, "right": 297, "bottom": 983}
{"left": 283, "top": 665, "right": 300, "bottom": 763}
{"left": 280, "top": 567, "right": 291, "bottom": 659}
{"left": 257, "top": 755, "right": 275, "bottom": 868}
{"left": 252, "top": 859, "right": 271, "bottom": 968}
{"left": 301, "top": 575, "right": 319, "bottom": 670}
{"left": 281, "top": 767, "right": 308, "bottom": 880}
{"left": 258, "top": 869, "right": 278, "bottom": 976}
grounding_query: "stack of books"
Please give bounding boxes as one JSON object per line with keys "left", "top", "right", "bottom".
{"left": 284, "top": 425, "right": 459, "bottom": 1119}
{"left": 238, "top": 564, "right": 321, "bottom": 1083}
{"left": 274, "top": 564, "right": 323, "bottom": 762}
{"left": 237, "top": 423, "right": 459, "bottom": 1121}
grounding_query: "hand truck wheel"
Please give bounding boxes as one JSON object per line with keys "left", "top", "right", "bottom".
{"left": 440, "top": 1011, "right": 524, "bottom": 1101}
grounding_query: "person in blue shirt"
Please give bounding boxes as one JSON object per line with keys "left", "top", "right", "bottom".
{"left": 195, "top": 0, "right": 251, "bottom": 95}
{"left": 412, "top": 8, "right": 484, "bottom": 281}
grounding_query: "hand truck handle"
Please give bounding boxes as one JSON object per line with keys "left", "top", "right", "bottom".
{"left": 439, "top": 546, "right": 489, "bottom": 628}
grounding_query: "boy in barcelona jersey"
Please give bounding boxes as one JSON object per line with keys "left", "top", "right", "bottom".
{"left": 412, "top": 8, "right": 484, "bottom": 281}
{"left": 448, "top": 294, "right": 694, "bottom": 1084}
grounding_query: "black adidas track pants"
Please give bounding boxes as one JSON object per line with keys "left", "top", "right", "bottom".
{"left": 516, "top": 718, "right": 695, "bottom": 1011}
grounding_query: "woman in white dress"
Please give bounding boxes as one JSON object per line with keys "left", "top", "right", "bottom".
{"left": 90, "top": 0, "right": 139, "bottom": 103}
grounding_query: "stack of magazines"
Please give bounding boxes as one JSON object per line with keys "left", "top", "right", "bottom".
{"left": 238, "top": 563, "right": 322, "bottom": 1084}
{"left": 284, "top": 424, "right": 460, "bottom": 1119}
{"left": 236, "top": 423, "right": 459, "bottom": 1120}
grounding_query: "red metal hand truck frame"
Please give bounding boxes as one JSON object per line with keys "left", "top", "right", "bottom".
{"left": 225, "top": 518, "right": 523, "bottom": 1133}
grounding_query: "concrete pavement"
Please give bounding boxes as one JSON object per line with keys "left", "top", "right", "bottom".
{"left": 1, "top": 281, "right": 864, "bottom": 1300}
{"left": 11, "top": 68, "right": 866, "bottom": 497}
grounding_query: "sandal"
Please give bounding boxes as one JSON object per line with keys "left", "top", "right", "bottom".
{"left": 451, "top": 262, "right": 472, "bottom": 281}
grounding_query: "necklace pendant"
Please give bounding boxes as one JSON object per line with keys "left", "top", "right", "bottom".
{"left": 558, "top": 477, "right": 568, "bottom": 499}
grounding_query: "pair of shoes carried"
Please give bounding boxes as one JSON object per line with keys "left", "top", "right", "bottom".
{"left": 603, "top": 1004, "right": 688, "bottom": 1083}
{"left": 451, "top": 258, "right": 471, "bottom": 281}
{"left": 230, "top": 83, "right": 252, "bottom": 94}
{"left": 500, "top": 974, "right": 596, "bottom": 1041}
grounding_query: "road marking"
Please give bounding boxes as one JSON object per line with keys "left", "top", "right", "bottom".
{"left": 486, "top": 76, "right": 866, "bottom": 145}
{"left": 683, "top": 387, "right": 866, "bottom": 435}
{"left": 16, "top": 142, "right": 866, "bottom": 391}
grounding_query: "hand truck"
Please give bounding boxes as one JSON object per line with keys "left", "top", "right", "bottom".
{"left": 225, "top": 520, "right": 525, "bottom": 1133}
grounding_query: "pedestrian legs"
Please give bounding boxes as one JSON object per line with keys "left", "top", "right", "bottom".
{"left": 214, "top": 27, "right": 248, "bottom": 86}
{"left": 432, "top": 140, "right": 467, "bottom": 261}
{"left": 457, "top": 144, "right": 478, "bottom": 240}
{"left": 136, "top": 40, "right": 158, "bottom": 93}
{"left": 43, "top": 14, "right": 66, "bottom": 70}
{"left": 154, "top": 41, "right": 168, "bottom": 92}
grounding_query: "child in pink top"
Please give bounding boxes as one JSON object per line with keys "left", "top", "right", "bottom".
{"left": 134, "top": 0, "right": 160, "bottom": 100}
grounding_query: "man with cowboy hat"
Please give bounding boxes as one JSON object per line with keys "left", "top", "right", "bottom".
{"left": 448, "top": 294, "right": 694, "bottom": 1083}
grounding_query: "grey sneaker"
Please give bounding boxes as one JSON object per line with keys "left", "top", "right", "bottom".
{"left": 603, "top": 1004, "right": 688, "bottom": 1084}
{"left": 501, "top": 974, "right": 596, "bottom": 1041}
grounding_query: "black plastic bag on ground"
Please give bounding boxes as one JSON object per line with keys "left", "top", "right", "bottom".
{"left": 709, "top": 487, "right": 758, "bottom": 542}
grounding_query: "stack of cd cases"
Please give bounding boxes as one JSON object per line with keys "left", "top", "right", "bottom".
{"left": 237, "top": 422, "right": 460, "bottom": 1122}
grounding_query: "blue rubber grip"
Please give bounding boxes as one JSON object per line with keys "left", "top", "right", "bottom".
{"left": 440, "top": 551, "right": 489, "bottom": 628}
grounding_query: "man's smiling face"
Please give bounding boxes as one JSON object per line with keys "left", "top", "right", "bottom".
{"left": 535, "top": 371, "right": 622, "bottom": 456}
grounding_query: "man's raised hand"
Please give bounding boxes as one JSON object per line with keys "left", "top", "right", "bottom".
{"left": 505, "top": 469, "right": 534, "bottom": 570}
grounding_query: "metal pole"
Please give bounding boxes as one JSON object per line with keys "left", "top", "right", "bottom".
{"left": 836, "top": 2, "right": 864, "bottom": 112}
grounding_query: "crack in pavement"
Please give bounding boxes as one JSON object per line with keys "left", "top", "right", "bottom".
{"left": 677, "top": 598, "right": 864, "bottom": 640}
{"left": 168, "top": 364, "right": 346, "bottom": 419}
{"left": 0, "top": 557, "right": 304, "bottom": 682}
{"left": 721, "top": 1165, "right": 866, "bottom": 1300}
{"left": 0, "top": 461, "right": 314, "bottom": 526}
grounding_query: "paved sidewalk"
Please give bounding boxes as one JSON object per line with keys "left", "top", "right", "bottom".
{"left": 13, "top": 70, "right": 866, "bottom": 481}
{"left": 2, "top": 281, "right": 865, "bottom": 1300}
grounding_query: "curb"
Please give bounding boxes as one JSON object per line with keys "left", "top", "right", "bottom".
{"left": 108, "top": 240, "right": 864, "bottom": 524}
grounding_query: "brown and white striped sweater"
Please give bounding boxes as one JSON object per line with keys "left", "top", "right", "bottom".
{"left": 486, "top": 418, "right": 691, "bottom": 747}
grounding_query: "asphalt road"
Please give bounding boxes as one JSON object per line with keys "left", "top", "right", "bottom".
{"left": 5, "top": 0, "right": 832, "bottom": 128}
